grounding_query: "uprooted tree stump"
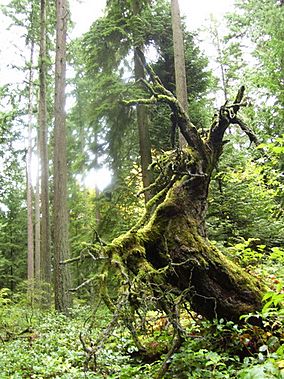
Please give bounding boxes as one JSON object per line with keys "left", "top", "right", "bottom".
{"left": 111, "top": 62, "right": 263, "bottom": 322}
{"left": 66, "top": 59, "right": 264, "bottom": 378}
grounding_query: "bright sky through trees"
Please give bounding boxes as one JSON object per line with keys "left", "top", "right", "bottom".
{"left": 70, "top": 0, "right": 234, "bottom": 37}
{"left": 0, "top": 0, "right": 235, "bottom": 86}
{"left": 0, "top": 0, "right": 234, "bottom": 191}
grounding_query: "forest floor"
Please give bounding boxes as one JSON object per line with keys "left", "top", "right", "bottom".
{"left": 1, "top": 248, "right": 284, "bottom": 379}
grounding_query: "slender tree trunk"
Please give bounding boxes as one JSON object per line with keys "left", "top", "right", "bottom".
{"left": 26, "top": 40, "right": 35, "bottom": 298}
{"left": 54, "top": 0, "right": 72, "bottom": 313}
{"left": 34, "top": 144, "right": 41, "bottom": 284}
{"left": 134, "top": 53, "right": 153, "bottom": 202}
{"left": 132, "top": 0, "right": 152, "bottom": 203}
{"left": 171, "top": 0, "right": 188, "bottom": 147}
{"left": 95, "top": 185, "right": 101, "bottom": 225}
{"left": 10, "top": 247, "right": 14, "bottom": 292}
{"left": 39, "top": 0, "right": 51, "bottom": 305}
{"left": 94, "top": 134, "right": 101, "bottom": 225}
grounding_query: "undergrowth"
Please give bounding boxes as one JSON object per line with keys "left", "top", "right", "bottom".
{"left": 0, "top": 245, "right": 284, "bottom": 378}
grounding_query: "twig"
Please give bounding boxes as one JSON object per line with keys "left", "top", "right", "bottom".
{"left": 92, "top": 229, "right": 107, "bottom": 246}
{"left": 69, "top": 276, "right": 97, "bottom": 292}
{"left": 60, "top": 251, "right": 108, "bottom": 265}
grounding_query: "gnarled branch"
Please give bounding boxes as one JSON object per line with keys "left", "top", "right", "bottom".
{"left": 123, "top": 52, "right": 207, "bottom": 159}
{"left": 207, "top": 86, "right": 258, "bottom": 155}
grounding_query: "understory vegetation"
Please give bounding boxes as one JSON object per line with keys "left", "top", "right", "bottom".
{"left": 1, "top": 246, "right": 284, "bottom": 378}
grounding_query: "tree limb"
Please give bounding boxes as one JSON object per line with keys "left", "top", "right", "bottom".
{"left": 123, "top": 50, "right": 207, "bottom": 159}
{"left": 233, "top": 117, "right": 259, "bottom": 145}
{"left": 207, "top": 86, "right": 257, "bottom": 153}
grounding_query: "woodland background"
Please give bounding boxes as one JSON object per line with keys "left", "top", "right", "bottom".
{"left": 0, "top": 0, "right": 283, "bottom": 378}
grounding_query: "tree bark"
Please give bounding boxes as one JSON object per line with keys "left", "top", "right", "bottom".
{"left": 34, "top": 145, "right": 41, "bottom": 284}
{"left": 171, "top": 0, "right": 188, "bottom": 148}
{"left": 39, "top": 0, "right": 51, "bottom": 305}
{"left": 26, "top": 38, "right": 35, "bottom": 298}
{"left": 54, "top": 0, "right": 72, "bottom": 313}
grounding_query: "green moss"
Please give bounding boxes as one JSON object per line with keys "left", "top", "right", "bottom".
{"left": 207, "top": 246, "right": 264, "bottom": 294}
{"left": 101, "top": 160, "right": 263, "bottom": 321}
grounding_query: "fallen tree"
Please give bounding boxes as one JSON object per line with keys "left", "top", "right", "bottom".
{"left": 66, "top": 61, "right": 264, "bottom": 377}
{"left": 108, "top": 62, "right": 262, "bottom": 321}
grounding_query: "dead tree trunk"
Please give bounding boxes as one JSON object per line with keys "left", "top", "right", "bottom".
{"left": 114, "top": 64, "right": 262, "bottom": 322}
{"left": 66, "top": 57, "right": 264, "bottom": 379}
{"left": 70, "top": 63, "right": 262, "bottom": 327}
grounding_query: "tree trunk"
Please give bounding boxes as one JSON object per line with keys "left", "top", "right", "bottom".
{"left": 117, "top": 76, "right": 262, "bottom": 322}
{"left": 134, "top": 53, "right": 153, "bottom": 202}
{"left": 39, "top": 0, "right": 51, "bottom": 305}
{"left": 133, "top": 0, "right": 153, "bottom": 203}
{"left": 171, "top": 0, "right": 188, "bottom": 148}
{"left": 142, "top": 175, "right": 261, "bottom": 321}
{"left": 111, "top": 173, "right": 262, "bottom": 321}
{"left": 54, "top": 0, "right": 72, "bottom": 313}
{"left": 26, "top": 38, "right": 35, "bottom": 298}
{"left": 34, "top": 145, "right": 41, "bottom": 284}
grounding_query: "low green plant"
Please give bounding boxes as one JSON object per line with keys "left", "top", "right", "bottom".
{"left": 1, "top": 281, "right": 284, "bottom": 379}
{"left": 228, "top": 238, "right": 266, "bottom": 267}
{"left": 169, "top": 344, "right": 240, "bottom": 378}
{"left": 262, "top": 285, "right": 284, "bottom": 319}
{"left": 238, "top": 360, "right": 284, "bottom": 379}
{"left": 270, "top": 247, "right": 284, "bottom": 265}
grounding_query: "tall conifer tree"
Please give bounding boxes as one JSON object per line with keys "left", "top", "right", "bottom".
{"left": 26, "top": 38, "right": 35, "bottom": 298}
{"left": 39, "top": 0, "right": 51, "bottom": 305}
{"left": 54, "top": 0, "right": 71, "bottom": 313}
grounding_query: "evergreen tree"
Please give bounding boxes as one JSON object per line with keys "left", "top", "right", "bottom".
{"left": 38, "top": 0, "right": 51, "bottom": 304}
{"left": 53, "top": 0, "right": 72, "bottom": 313}
{"left": 0, "top": 96, "right": 27, "bottom": 290}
